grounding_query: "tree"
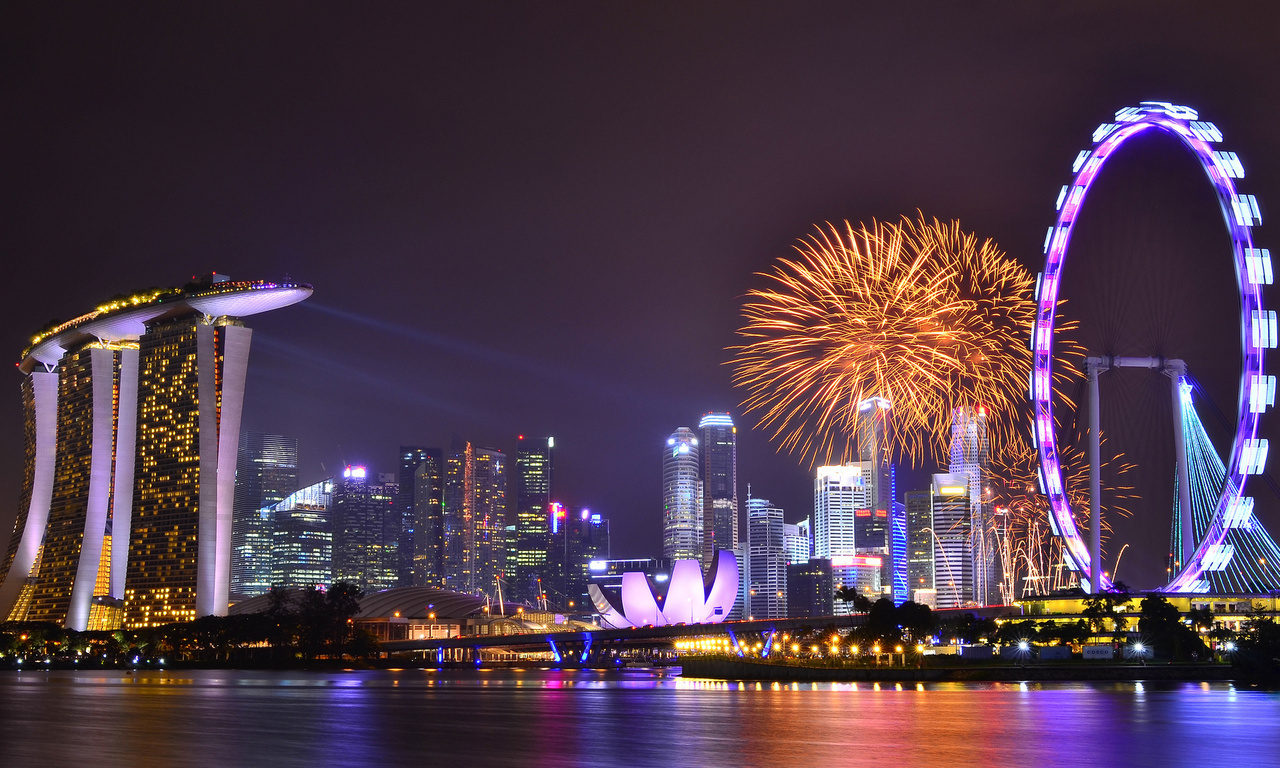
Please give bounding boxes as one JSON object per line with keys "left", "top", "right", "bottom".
{"left": 1138, "top": 595, "right": 1206, "bottom": 661}
{"left": 835, "top": 586, "right": 873, "bottom": 613}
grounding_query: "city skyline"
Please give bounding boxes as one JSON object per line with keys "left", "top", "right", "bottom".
{"left": 4, "top": 5, "right": 1280, "bottom": 588}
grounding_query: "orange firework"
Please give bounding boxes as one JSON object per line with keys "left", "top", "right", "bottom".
{"left": 991, "top": 435, "right": 1136, "bottom": 599}
{"left": 731, "top": 213, "right": 1081, "bottom": 466}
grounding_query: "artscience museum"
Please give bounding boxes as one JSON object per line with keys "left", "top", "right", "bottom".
{"left": 588, "top": 550, "right": 738, "bottom": 629}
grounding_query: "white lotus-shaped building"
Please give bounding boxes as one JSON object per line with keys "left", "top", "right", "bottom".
{"left": 588, "top": 550, "right": 738, "bottom": 629}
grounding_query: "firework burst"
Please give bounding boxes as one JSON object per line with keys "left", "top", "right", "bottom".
{"left": 731, "top": 213, "right": 1081, "bottom": 466}
{"left": 991, "top": 434, "right": 1136, "bottom": 599}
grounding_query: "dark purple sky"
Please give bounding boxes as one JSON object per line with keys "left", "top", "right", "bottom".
{"left": 4, "top": 3, "right": 1280, "bottom": 587}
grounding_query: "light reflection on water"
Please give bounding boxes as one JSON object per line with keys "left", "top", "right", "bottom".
{"left": 0, "top": 668, "right": 1277, "bottom": 767}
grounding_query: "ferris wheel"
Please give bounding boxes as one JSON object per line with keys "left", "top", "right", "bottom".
{"left": 1032, "top": 101, "right": 1272, "bottom": 593}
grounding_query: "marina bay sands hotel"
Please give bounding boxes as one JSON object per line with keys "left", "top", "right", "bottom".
{"left": 0, "top": 275, "right": 311, "bottom": 631}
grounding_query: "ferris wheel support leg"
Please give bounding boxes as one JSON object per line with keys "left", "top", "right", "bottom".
{"left": 1166, "top": 361, "right": 1193, "bottom": 571}
{"left": 1086, "top": 356, "right": 1108, "bottom": 593}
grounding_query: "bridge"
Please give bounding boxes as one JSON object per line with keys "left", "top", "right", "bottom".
{"left": 381, "top": 606, "right": 1014, "bottom": 665}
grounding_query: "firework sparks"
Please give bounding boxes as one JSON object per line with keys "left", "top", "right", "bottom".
{"left": 731, "top": 214, "right": 1081, "bottom": 466}
{"left": 991, "top": 434, "right": 1136, "bottom": 599}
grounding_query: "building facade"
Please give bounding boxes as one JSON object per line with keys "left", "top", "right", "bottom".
{"left": 931, "top": 473, "right": 973, "bottom": 609}
{"left": 472, "top": 447, "right": 507, "bottom": 597}
{"left": 269, "top": 478, "right": 333, "bottom": 591}
{"left": 746, "top": 495, "right": 786, "bottom": 620}
{"left": 412, "top": 450, "right": 445, "bottom": 587}
{"left": 514, "top": 436, "right": 553, "bottom": 603}
{"left": 949, "top": 406, "right": 1001, "bottom": 605}
{"left": 905, "top": 488, "right": 935, "bottom": 598}
{"left": 699, "top": 412, "right": 739, "bottom": 564}
{"left": 787, "top": 558, "right": 833, "bottom": 618}
{"left": 549, "top": 508, "right": 610, "bottom": 611}
{"left": 0, "top": 277, "right": 311, "bottom": 629}
{"left": 332, "top": 466, "right": 398, "bottom": 593}
{"left": 397, "top": 447, "right": 434, "bottom": 586}
{"left": 231, "top": 432, "right": 298, "bottom": 599}
{"left": 443, "top": 438, "right": 475, "bottom": 593}
{"left": 662, "top": 427, "right": 702, "bottom": 563}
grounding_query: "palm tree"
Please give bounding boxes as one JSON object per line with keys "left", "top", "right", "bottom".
{"left": 835, "top": 586, "right": 873, "bottom": 613}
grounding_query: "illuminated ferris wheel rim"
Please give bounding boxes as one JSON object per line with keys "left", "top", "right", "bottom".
{"left": 1032, "top": 101, "right": 1271, "bottom": 593}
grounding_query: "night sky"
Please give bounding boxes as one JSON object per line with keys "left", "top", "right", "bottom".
{"left": 4, "top": 3, "right": 1280, "bottom": 589}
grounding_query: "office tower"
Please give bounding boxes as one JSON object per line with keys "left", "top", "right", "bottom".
{"left": 787, "top": 558, "right": 833, "bottom": 618}
{"left": 269, "top": 478, "right": 333, "bottom": 590}
{"left": 889, "top": 500, "right": 908, "bottom": 604}
{"left": 0, "top": 277, "right": 311, "bottom": 629}
{"left": 783, "top": 522, "right": 810, "bottom": 566}
{"left": 905, "top": 489, "right": 935, "bottom": 597}
{"left": 931, "top": 473, "right": 973, "bottom": 609}
{"left": 949, "top": 406, "right": 1000, "bottom": 605}
{"left": 699, "top": 412, "right": 739, "bottom": 564}
{"left": 514, "top": 436, "right": 553, "bottom": 603}
{"left": 733, "top": 541, "right": 748, "bottom": 621}
{"left": 472, "top": 447, "right": 507, "bottom": 597}
{"left": 549, "top": 508, "right": 610, "bottom": 610}
{"left": 412, "top": 451, "right": 445, "bottom": 586}
{"left": 813, "top": 464, "right": 872, "bottom": 560}
{"left": 747, "top": 494, "right": 786, "bottom": 620}
{"left": 662, "top": 427, "right": 702, "bottom": 562}
{"left": 332, "top": 466, "right": 398, "bottom": 592}
{"left": 855, "top": 398, "right": 893, "bottom": 550}
{"left": 231, "top": 432, "right": 298, "bottom": 599}
{"left": 443, "top": 437, "right": 475, "bottom": 592}
{"left": 397, "top": 447, "right": 434, "bottom": 585}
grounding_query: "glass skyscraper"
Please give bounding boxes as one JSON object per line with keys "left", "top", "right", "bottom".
{"left": 905, "top": 488, "right": 935, "bottom": 597}
{"left": 662, "top": 427, "right": 702, "bottom": 562}
{"left": 397, "top": 447, "right": 435, "bottom": 586}
{"left": 231, "top": 432, "right": 298, "bottom": 598}
{"left": 269, "top": 478, "right": 333, "bottom": 591}
{"left": 699, "top": 412, "right": 738, "bottom": 564}
{"left": 931, "top": 472, "right": 973, "bottom": 609}
{"left": 443, "top": 438, "right": 475, "bottom": 593}
{"left": 514, "top": 436, "right": 553, "bottom": 603}
{"left": 472, "top": 447, "right": 507, "bottom": 597}
{"left": 948, "top": 405, "right": 1000, "bottom": 605}
{"left": 332, "top": 465, "right": 398, "bottom": 592}
{"left": 412, "top": 450, "right": 445, "bottom": 587}
{"left": 746, "top": 494, "right": 786, "bottom": 620}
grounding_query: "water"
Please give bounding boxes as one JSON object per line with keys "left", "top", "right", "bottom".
{"left": 0, "top": 668, "right": 1276, "bottom": 767}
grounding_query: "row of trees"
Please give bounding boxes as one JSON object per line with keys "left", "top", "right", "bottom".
{"left": 0, "top": 583, "right": 377, "bottom": 665}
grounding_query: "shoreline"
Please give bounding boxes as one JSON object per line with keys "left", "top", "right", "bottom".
{"left": 679, "top": 656, "right": 1236, "bottom": 683}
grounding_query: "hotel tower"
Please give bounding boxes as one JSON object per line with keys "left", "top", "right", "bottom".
{"left": 0, "top": 275, "right": 311, "bottom": 629}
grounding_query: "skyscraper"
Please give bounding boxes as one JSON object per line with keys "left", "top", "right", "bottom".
{"left": 269, "top": 478, "right": 333, "bottom": 591}
{"left": 473, "top": 447, "right": 507, "bottom": 597}
{"left": 443, "top": 437, "right": 475, "bottom": 593}
{"left": 397, "top": 447, "right": 435, "bottom": 586}
{"left": 412, "top": 451, "right": 445, "bottom": 587}
{"left": 332, "top": 466, "right": 398, "bottom": 593}
{"left": 514, "top": 436, "right": 553, "bottom": 603}
{"left": 931, "top": 473, "right": 973, "bottom": 609}
{"left": 699, "top": 412, "right": 739, "bottom": 564}
{"left": 746, "top": 494, "right": 786, "bottom": 620}
{"left": 662, "top": 427, "right": 702, "bottom": 562}
{"left": 855, "top": 398, "right": 893, "bottom": 551}
{"left": 949, "top": 406, "right": 1000, "bottom": 605}
{"left": 813, "top": 464, "right": 871, "bottom": 560}
{"left": 783, "top": 518, "right": 812, "bottom": 565}
{"left": 231, "top": 432, "right": 298, "bottom": 599}
{"left": 549, "top": 507, "right": 610, "bottom": 610}
{"left": 905, "top": 488, "right": 935, "bottom": 597}
{"left": 0, "top": 277, "right": 311, "bottom": 629}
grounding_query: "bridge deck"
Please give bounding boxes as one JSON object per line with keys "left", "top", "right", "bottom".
{"left": 381, "top": 606, "right": 1015, "bottom": 653}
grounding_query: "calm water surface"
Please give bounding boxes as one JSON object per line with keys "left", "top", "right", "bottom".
{"left": 0, "top": 668, "right": 1276, "bottom": 767}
